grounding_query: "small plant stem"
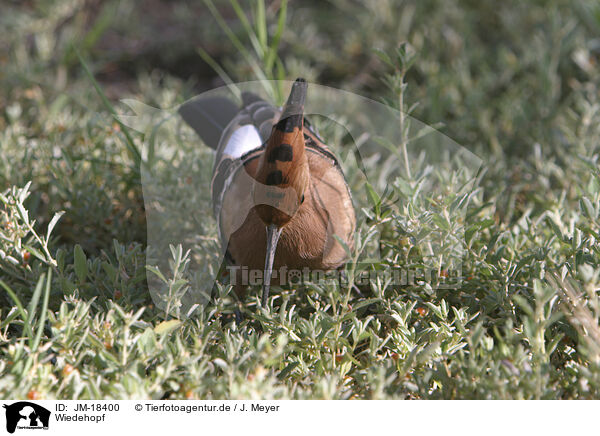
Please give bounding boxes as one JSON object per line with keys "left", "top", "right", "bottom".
{"left": 398, "top": 70, "right": 411, "bottom": 180}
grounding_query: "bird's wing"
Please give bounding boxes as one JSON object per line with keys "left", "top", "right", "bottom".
{"left": 303, "top": 127, "right": 356, "bottom": 259}
{"left": 215, "top": 99, "right": 280, "bottom": 159}
{"left": 303, "top": 126, "right": 346, "bottom": 175}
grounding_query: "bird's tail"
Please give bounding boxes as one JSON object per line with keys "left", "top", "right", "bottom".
{"left": 178, "top": 96, "right": 239, "bottom": 150}
{"left": 179, "top": 92, "right": 266, "bottom": 150}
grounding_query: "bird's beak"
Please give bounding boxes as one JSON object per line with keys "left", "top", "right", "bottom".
{"left": 262, "top": 223, "right": 282, "bottom": 306}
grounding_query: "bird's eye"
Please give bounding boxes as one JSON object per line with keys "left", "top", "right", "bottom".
{"left": 301, "top": 194, "right": 305, "bottom": 204}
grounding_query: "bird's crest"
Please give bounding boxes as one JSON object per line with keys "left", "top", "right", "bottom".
{"left": 253, "top": 78, "right": 310, "bottom": 227}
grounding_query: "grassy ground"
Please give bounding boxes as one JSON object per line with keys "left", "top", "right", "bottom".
{"left": 1, "top": 0, "right": 600, "bottom": 399}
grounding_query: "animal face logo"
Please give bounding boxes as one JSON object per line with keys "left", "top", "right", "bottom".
{"left": 3, "top": 402, "right": 51, "bottom": 433}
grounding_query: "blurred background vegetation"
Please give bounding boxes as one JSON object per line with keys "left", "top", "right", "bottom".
{"left": 1, "top": 0, "right": 600, "bottom": 399}
{"left": 2, "top": 0, "right": 599, "bottom": 246}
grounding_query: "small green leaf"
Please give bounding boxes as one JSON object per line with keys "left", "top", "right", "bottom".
{"left": 32, "top": 269, "right": 52, "bottom": 352}
{"left": 46, "top": 210, "right": 65, "bottom": 241}
{"left": 16, "top": 202, "right": 29, "bottom": 223}
{"left": 277, "top": 361, "right": 299, "bottom": 380}
{"left": 365, "top": 182, "right": 381, "bottom": 215}
{"left": 154, "top": 319, "right": 182, "bottom": 335}
{"left": 137, "top": 328, "right": 158, "bottom": 354}
{"left": 26, "top": 273, "right": 46, "bottom": 328}
{"left": 23, "top": 245, "right": 45, "bottom": 263}
{"left": 74, "top": 244, "right": 88, "bottom": 283}
{"left": 373, "top": 48, "right": 393, "bottom": 68}
{"left": 102, "top": 261, "right": 118, "bottom": 283}
{"left": 146, "top": 265, "right": 168, "bottom": 284}
{"left": 56, "top": 248, "right": 66, "bottom": 272}
{"left": 580, "top": 197, "right": 596, "bottom": 220}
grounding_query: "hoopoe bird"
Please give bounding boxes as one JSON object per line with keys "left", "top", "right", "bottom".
{"left": 180, "top": 79, "right": 355, "bottom": 308}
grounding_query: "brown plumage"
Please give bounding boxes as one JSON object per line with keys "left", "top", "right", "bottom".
{"left": 180, "top": 79, "right": 355, "bottom": 307}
